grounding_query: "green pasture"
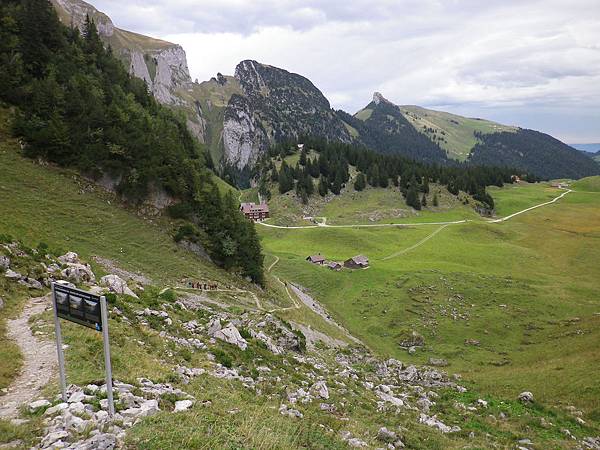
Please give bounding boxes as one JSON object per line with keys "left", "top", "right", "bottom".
{"left": 573, "top": 175, "right": 600, "bottom": 192}
{"left": 488, "top": 182, "right": 561, "bottom": 216}
{"left": 259, "top": 184, "right": 600, "bottom": 419}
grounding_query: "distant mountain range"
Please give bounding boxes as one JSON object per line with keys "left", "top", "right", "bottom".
{"left": 52, "top": 0, "right": 600, "bottom": 182}
{"left": 570, "top": 143, "right": 600, "bottom": 153}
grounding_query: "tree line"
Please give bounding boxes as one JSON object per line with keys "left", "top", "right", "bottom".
{"left": 0, "top": 0, "right": 263, "bottom": 284}
{"left": 258, "top": 137, "right": 541, "bottom": 211}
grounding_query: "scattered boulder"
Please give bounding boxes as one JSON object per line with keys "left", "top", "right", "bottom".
{"left": 18, "top": 278, "right": 43, "bottom": 290}
{"left": 174, "top": 400, "right": 194, "bottom": 412}
{"left": 464, "top": 339, "right": 480, "bottom": 346}
{"left": 0, "top": 255, "right": 9, "bottom": 270}
{"left": 428, "top": 358, "right": 448, "bottom": 367}
{"left": 61, "top": 263, "right": 95, "bottom": 284}
{"left": 377, "top": 427, "right": 397, "bottom": 443}
{"left": 419, "top": 413, "right": 461, "bottom": 433}
{"left": 4, "top": 269, "right": 21, "bottom": 279}
{"left": 213, "top": 323, "right": 248, "bottom": 350}
{"left": 100, "top": 274, "right": 138, "bottom": 298}
{"left": 207, "top": 318, "right": 222, "bottom": 336}
{"left": 398, "top": 330, "right": 424, "bottom": 348}
{"left": 28, "top": 399, "right": 51, "bottom": 413}
{"left": 44, "top": 403, "right": 69, "bottom": 416}
{"left": 347, "top": 438, "right": 368, "bottom": 448}
{"left": 518, "top": 391, "right": 534, "bottom": 404}
{"left": 279, "top": 404, "right": 303, "bottom": 418}
{"left": 0, "top": 297, "right": 4, "bottom": 310}
{"left": 58, "top": 252, "right": 80, "bottom": 264}
{"left": 311, "top": 380, "right": 329, "bottom": 400}
{"left": 40, "top": 430, "right": 68, "bottom": 448}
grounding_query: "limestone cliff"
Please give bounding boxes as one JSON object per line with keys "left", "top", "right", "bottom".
{"left": 51, "top": 0, "right": 197, "bottom": 127}
{"left": 220, "top": 60, "right": 351, "bottom": 171}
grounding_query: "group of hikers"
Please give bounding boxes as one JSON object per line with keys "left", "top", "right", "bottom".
{"left": 187, "top": 281, "right": 218, "bottom": 290}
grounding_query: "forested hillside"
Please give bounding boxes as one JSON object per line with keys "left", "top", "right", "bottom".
{"left": 258, "top": 138, "right": 537, "bottom": 211}
{"left": 469, "top": 129, "right": 600, "bottom": 180}
{"left": 338, "top": 93, "right": 448, "bottom": 163}
{"left": 0, "top": 0, "right": 263, "bottom": 283}
{"left": 346, "top": 94, "right": 599, "bottom": 180}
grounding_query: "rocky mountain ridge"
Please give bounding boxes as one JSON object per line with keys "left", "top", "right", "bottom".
{"left": 51, "top": 0, "right": 600, "bottom": 182}
{"left": 221, "top": 60, "right": 351, "bottom": 172}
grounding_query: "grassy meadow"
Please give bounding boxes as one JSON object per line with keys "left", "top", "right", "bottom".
{"left": 259, "top": 183, "right": 600, "bottom": 421}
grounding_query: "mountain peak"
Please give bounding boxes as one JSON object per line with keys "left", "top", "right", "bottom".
{"left": 372, "top": 92, "right": 391, "bottom": 105}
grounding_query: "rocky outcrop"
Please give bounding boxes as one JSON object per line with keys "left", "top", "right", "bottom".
{"left": 52, "top": 0, "right": 194, "bottom": 120}
{"left": 221, "top": 60, "right": 351, "bottom": 171}
{"left": 123, "top": 45, "right": 192, "bottom": 105}
{"left": 223, "top": 95, "right": 268, "bottom": 170}
{"left": 52, "top": 0, "right": 114, "bottom": 37}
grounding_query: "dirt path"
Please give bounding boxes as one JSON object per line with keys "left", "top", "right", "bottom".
{"left": 0, "top": 295, "right": 56, "bottom": 419}
{"left": 381, "top": 224, "right": 449, "bottom": 261}
{"left": 488, "top": 189, "right": 572, "bottom": 223}
{"left": 258, "top": 189, "right": 573, "bottom": 230}
{"left": 267, "top": 255, "right": 280, "bottom": 273}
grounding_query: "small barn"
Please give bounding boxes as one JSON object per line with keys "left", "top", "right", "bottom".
{"left": 306, "top": 254, "right": 326, "bottom": 265}
{"left": 327, "top": 262, "right": 342, "bottom": 271}
{"left": 344, "top": 255, "right": 369, "bottom": 269}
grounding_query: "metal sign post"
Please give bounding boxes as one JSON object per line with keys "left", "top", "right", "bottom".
{"left": 99, "top": 296, "right": 115, "bottom": 417}
{"left": 51, "top": 282, "right": 115, "bottom": 416}
{"left": 51, "top": 283, "right": 68, "bottom": 402}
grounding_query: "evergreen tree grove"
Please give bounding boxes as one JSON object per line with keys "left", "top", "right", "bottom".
{"left": 0, "top": 0, "right": 266, "bottom": 284}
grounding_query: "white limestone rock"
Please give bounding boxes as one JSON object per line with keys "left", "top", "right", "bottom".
{"left": 100, "top": 274, "right": 138, "bottom": 298}
{"left": 174, "top": 400, "right": 194, "bottom": 412}
{"left": 28, "top": 399, "right": 51, "bottom": 413}
{"left": 213, "top": 323, "right": 248, "bottom": 350}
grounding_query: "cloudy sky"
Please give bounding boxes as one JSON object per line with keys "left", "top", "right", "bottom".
{"left": 92, "top": 0, "right": 600, "bottom": 143}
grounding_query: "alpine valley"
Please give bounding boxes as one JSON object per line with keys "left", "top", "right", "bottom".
{"left": 1, "top": 1, "right": 600, "bottom": 450}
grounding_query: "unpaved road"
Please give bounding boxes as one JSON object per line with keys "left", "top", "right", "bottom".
{"left": 258, "top": 189, "right": 572, "bottom": 230}
{"left": 0, "top": 295, "right": 56, "bottom": 419}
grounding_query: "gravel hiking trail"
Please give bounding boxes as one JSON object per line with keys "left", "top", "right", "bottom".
{"left": 0, "top": 295, "right": 56, "bottom": 419}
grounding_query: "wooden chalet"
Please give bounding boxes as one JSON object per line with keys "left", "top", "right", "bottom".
{"left": 327, "top": 262, "right": 343, "bottom": 271}
{"left": 344, "top": 255, "right": 369, "bottom": 269}
{"left": 306, "top": 254, "right": 326, "bottom": 265}
{"left": 240, "top": 202, "right": 269, "bottom": 222}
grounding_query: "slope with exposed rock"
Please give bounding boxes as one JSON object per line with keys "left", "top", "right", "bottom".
{"left": 51, "top": 0, "right": 600, "bottom": 181}
{"left": 51, "top": 0, "right": 201, "bottom": 136}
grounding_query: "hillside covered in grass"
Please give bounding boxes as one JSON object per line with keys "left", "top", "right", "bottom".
{"left": 2, "top": 126, "right": 600, "bottom": 448}
{"left": 258, "top": 181, "right": 600, "bottom": 444}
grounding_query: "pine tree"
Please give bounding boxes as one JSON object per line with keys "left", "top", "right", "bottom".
{"left": 270, "top": 166, "right": 278, "bottom": 182}
{"left": 406, "top": 184, "right": 420, "bottom": 210}
{"left": 421, "top": 193, "right": 427, "bottom": 207}
{"left": 318, "top": 176, "right": 328, "bottom": 196}
{"left": 354, "top": 173, "right": 366, "bottom": 191}
{"left": 299, "top": 148, "right": 307, "bottom": 165}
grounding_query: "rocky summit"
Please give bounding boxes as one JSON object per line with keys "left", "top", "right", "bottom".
{"left": 222, "top": 60, "right": 351, "bottom": 171}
